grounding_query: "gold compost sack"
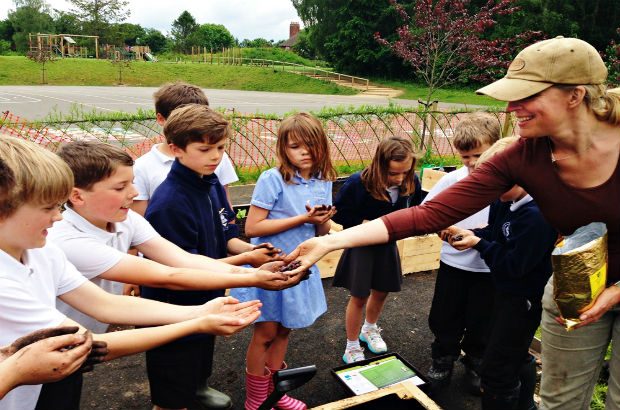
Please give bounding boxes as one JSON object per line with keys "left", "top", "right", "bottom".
{"left": 552, "top": 222, "right": 607, "bottom": 330}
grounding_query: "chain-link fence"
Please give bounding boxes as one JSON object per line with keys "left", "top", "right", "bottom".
{"left": 0, "top": 108, "right": 516, "bottom": 170}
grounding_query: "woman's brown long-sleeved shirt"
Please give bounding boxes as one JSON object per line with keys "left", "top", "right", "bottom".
{"left": 382, "top": 137, "right": 620, "bottom": 284}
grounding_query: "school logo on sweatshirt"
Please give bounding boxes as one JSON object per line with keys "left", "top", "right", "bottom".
{"left": 502, "top": 222, "right": 511, "bottom": 239}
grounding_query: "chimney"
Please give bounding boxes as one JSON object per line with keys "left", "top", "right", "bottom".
{"left": 289, "top": 22, "right": 300, "bottom": 39}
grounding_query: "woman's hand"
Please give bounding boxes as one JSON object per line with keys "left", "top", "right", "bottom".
{"left": 283, "top": 237, "right": 330, "bottom": 275}
{"left": 569, "top": 285, "right": 620, "bottom": 328}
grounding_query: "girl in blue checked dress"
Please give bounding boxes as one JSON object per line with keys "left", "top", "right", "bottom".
{"left": 230, "top": 113, "right": 337, "bottom": 410}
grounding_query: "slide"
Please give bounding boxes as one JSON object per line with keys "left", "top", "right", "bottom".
{"left": 143, "top": 52, "right": 158, "bottom": 62}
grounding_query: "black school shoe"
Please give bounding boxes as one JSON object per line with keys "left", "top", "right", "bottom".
{"left": 461, "top": 355, "right": 482, "bottom": 396}
{"left": 426, "top": 356, "right": 456, "bottom": 394}
{"left": 191, "top": 386, "right": 233, "bottom": 410}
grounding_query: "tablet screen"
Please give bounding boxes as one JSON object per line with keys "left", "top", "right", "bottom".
{"left": 334, "top": 355, "right": 425, "bottom": 395}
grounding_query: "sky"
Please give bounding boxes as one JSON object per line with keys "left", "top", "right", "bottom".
{"left": 0, "top": 0, "right": 304, "bottom": 41}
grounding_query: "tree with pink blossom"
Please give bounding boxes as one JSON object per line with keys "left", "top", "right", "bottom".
{"left": 375, "top": 0, "right": 541, "bottom": 105}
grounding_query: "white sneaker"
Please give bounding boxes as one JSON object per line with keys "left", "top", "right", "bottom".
{"left": 343, "top": 346, "right": 365, "bottom": 364}
{"left": 359, "top": 327, "right": 387, "bottom": 354}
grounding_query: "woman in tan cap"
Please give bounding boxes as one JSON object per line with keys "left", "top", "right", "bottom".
{"left": 286, "top": 36, "right": 620, "bottom": 410}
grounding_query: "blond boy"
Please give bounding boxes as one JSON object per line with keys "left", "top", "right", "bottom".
{"left": 0, "top": 137, "right": 260, "bottom": 410}
{"left": 422, "top": 112, "right": 500, "bottom": 393}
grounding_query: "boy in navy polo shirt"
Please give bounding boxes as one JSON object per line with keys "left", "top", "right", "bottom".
{"left": 143, "top": 104, "right": 276, "bottom": 410}
{"left": 445, "top": 137, "right": 558, "bottom": 410}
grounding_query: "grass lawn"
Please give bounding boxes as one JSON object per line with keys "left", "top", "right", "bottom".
{"left": 0, "top": 56, "right": 356, "bottom": 95}
{"left": 374, "top": 79, "right": 507, "bottom": 108}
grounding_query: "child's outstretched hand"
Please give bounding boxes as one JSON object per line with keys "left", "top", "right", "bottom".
{"left": 196, "top": 296, "right": 261, "bottom": 317}
{"left": 243, "top": 243, "right": 284, "bottom": 268}
{"left": 446, "top": 229, "right": 480, "bottom": 251}
{"left": 438, "top": 226, "right": 460, "bottom": 242}
{"left": 0, "top": 327, "right": 97, "bottom": 387}
{"left": 196, "top": 298, "right": 262, "bottom": 336}
{"left": 305, "top": 203, "right": 337, "bottom": 225}
{"left": 253, "top": 261, "right": 308, "bottom": 290}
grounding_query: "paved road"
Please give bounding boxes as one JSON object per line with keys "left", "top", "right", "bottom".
{"left": 0, "top": 86, "right": 422, "bottom": 120}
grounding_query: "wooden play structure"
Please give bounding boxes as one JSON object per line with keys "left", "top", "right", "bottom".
{"left": 101, "top": 44, "right": 155, "bottom": 61}
{"left": 28, "top": 33, "right": 156, "bottom": 61}
{"left": 29, "top": 33, "right": 99, "bottom": 59}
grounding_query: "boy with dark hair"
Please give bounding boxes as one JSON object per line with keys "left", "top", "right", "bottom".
{"left": 49, "top": 141, "right": 297, "bottom": 331}
{"left": 423, "top": 112, "right": 501, "bottom": 393}
{"left": 142, "top": 104, "right": 269, "bottom": 410}
{"left": 132, "top": 81, "right": 239, "bottom": 216}
{"left": 445, "top": 137, "right": 558, "bottom": 409}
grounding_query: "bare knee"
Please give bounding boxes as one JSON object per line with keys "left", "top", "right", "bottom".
{"left": 252, "top": 323, "right": 280, "bottom": 349}
{"left": 349, "top": 295, "right": 368, "bottom": 309}
{"left": 370, "top": 290, "right": 388, "bottom": 302}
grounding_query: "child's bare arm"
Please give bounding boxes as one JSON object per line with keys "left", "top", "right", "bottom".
{"left": 92, "top": 308, "right": 260, "bottom": 361}
{"left": 137, "top": 236, "right": 247, "bottom": 274}
{"left": 59, "top": 281, "right": 260, "bottom": 327}
{"left": 244, "top": 205, "right": 311, "bottom": 238}
{"left": 57, "top": 298, "right": 261, "bottom": 361}
{"left": 222, "top": 239, "right": 284, "bottom": 267}
{"left": 97, "top": 251, "right": 288, "bottom": 291}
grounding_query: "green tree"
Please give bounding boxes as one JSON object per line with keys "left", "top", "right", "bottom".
{"left": 187, "top": 23, "right": 235, "bottom": 51}
{"left": 67, "top": 0, "right": 130, "bottom": 41}
{"left": 108, "top": 22, "right": 145, "bottom": 46}
{"left": 52, "top": 10, "right": 83, "bottom": 34}
{"left": 376, "top": 0, "right": 540, "bottom": 104}
{"left": 292, "top": 0, "right": 406, "bottom": 76}
{"left": 141, "top": 28, "right": 168, "bottom": 53}
{"left": 0, "top": 19, "right": 15, "bottom": 45}
{"left": 170, "top": 10, "right": 198, "bottom": 52}
{"left": 240, "top": 38, "right": 273, "bottom": 48}
{"left": 7, "top": 0, "right": 55, "bottom": 53}
{"left": 292, "top": 29, "right": 316, "bottom": 59}
{"left": 474, "top": 0, "right": 620, "bottom": 50}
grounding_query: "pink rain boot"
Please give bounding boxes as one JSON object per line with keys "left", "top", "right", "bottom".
{"left": 245, "top": 367, "right": 272, "bottom": 410}
{"left": 268, "top": 362, "right": 307, "bottom": 410}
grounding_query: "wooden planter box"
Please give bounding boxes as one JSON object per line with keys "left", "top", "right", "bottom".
{"left": 316, "top": 223, "right": 441, "bottom": 278}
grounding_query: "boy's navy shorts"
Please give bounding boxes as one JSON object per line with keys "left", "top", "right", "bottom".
{"left": 146, "top": 335, "right": 215, "bottom": 408}
{"left": 35, "top": 372, "right": 83, "bottom": 410}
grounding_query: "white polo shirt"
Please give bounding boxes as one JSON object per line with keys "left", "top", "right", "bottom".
{"left": 48, "top": 207, "right": 159, "bottom": 333}
{"left": 133, "top": 143, "right": 239, "bottom": 201}
{"left": 422, "top": 166, "right": 490, "bottom": 272}
{"left": 0, "top": 243, "right": 86, "bottom": 410}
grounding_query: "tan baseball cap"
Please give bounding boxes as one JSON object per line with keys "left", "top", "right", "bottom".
{"left": 476, "top": 36, "right": 607, "bottom": 101}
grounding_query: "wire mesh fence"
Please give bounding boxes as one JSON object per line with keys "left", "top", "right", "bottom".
{"left": 0, "top": 108, "right": 516, "bottom": 170}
